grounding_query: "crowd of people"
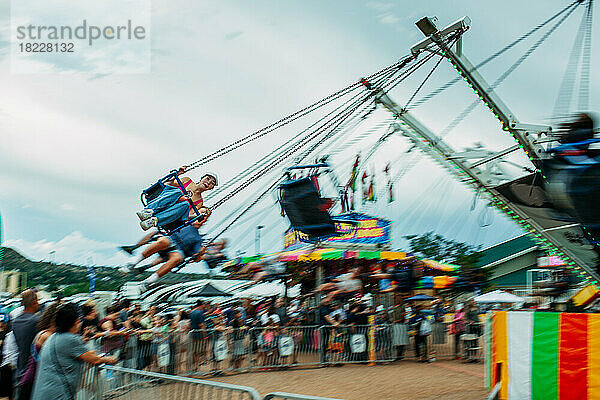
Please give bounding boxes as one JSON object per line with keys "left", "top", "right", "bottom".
{"left": 0, "top": 290, "right": 116, "bottom": 400}
{"left": 0, "top": 282, "right": 481, "bottom": 400}
{"left": 0, "top": 286, "right": 487, "bottom": 399}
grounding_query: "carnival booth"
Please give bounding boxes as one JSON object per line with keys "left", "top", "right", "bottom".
{"left": 223, "top": 213, "right": 467, "bottom": 297}
{"left": 485, "top": 311, "right": 600, "bottom": 400}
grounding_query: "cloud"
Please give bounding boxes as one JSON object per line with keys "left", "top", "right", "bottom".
{"left": 379, "top": 13, "right": 400, "bottom": 25}
{"left": 365, "top": 2, "right": 401, "bottom": 29}
{"left": 224, "top": 31, "right": 244, "bottom": 41}
{"left": 366, "top": 1, "right": 394, "bottom": 13}
{"left": 4, "top": 231, "right": 132, "bottom": 266}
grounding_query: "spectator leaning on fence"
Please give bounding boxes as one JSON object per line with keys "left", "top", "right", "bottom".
{"left": 79, "top": 304, "right": 99, "bottom": 342}
{"left": 318, "top": 298, "right": 336, "bottom": 364}
{"left": 391, "top": 304, "right": 408, "bottom": 361}
{"left": 12, "top": 289, "right": 40, "bottom": 400}
{"left": 375, "top": 305, "right": 391, "bottom": 360}
{"left": 31, "top": 303, "right": 116, "bottom": 400}
{"left": 230, "top": 309, "right": 247, "bottom": 370}
{"left": 97, "top": 306, "right": 127, "bottom": 356}
{"left": 1, "top": 313, "right": 17, "bottom": 400}
{"left": 450, "top": 304, "right": 466, "bottom": 359}
{"left": 136, "top": 307, "right": 155, "bottom": 370}
{"left": 190, "top": 301, "right": 207, "bottom": 369}
{"left": 18, "top": 303, "right": 59, "bottom": 399}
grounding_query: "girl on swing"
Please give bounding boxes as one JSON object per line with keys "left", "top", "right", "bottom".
{"left": 137, "top": 169, "right": 217, "bottom": 231}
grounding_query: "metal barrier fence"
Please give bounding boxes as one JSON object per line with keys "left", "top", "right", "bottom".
{"left": 86, "top": 322, "right": 484, "bottom": 378}
{"left": 78, "top": 364, "right": 261, "bottom": 400}
{"left": 77, "top": 365, "right": 346, "bottom": 400}
{"left": 263, "top": 393, "right": 343, "bottom": 400}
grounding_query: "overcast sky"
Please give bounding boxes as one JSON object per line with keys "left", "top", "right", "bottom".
{"left": 0, "top": 0, "right": 597, "bottom": 272}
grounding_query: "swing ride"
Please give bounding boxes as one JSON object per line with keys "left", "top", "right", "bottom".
{"left": 135, "top": 0, "right": 599, "bottom": 290}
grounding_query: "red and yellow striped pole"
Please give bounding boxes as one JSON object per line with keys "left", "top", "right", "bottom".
{"left": 368, "top": 314, "right": 376, "bottom": 365}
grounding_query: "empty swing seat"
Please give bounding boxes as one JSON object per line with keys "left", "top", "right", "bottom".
{"left": 279, "top": 177, "right": 337, "bottom": 239}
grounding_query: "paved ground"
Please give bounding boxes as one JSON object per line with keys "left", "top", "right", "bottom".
{"left": 207, "top": 360, "right": 487, "bottom": 400}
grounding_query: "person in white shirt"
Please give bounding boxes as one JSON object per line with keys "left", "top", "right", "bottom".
{"left": 1, "top": 330, "right": 18, "bottom": 399}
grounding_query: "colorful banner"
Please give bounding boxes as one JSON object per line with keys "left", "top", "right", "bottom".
{"left": 88, "top": 265, "right": 95, "bottom": 293}
{"left": 284, "top": 213, "right": 391, "bottom": 250}
{"left": 486, "top": 311, "right": 600, "bottom": 400}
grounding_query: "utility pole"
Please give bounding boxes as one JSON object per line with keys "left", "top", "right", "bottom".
{"left": 255, "top": 225, "right": 264, "bottom": 254}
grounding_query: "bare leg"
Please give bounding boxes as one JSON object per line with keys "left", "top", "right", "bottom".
{"left": 128, "top": 237, "right": 170, "bottom": 268}
{"left": 136, "top": 229, "right": 159, "bottom": 248}
{"left": 140, "top": 251, "right": 183, "bottom": 287}
{"left": 155, "top": 252, "right": 183, "bottom": 278}
{"left": 120, "top": 229, "right": 159, "bottom": 254}
{"left": 148, "top": 256, "right": 164, "bottom": 268}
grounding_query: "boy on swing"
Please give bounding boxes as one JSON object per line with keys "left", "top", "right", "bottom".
{"left": 122, "top": 207, "right": 211, "bottom": 292}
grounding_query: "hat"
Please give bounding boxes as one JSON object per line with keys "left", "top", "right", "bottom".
{"left": 202, "top": 173, "right": 218, "bottom": 186}
{"left": 376, "top": 305, "right": 385, "bottom": 312}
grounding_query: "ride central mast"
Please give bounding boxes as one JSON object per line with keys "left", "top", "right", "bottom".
{"left": 373, "top": 16, "right": 600, "bottom": 283}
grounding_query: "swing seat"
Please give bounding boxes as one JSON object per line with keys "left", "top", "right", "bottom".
{"left": 279, "top": 177, "right": 337, "bottom": 239}
{"left": 140, "top": 171, "right": 205, "bottom": 234}
{"left": 544, "top": 140, "right": 600, "bottom": 230}
{"left": 141, "top": 181, "right": 166, "bottom": 206}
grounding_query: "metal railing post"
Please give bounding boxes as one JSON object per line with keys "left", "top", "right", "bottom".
{"left": 263, "top": 393, "right": 344, "bottom": 400}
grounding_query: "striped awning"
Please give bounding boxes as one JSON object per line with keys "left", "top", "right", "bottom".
{"left": 415, "top": 275, "right": 458, "bottom": 289}
{"left": 223, "top": 247, "right": 458, "bottom": 273}
{"left": 279, "top": 247, "right": 410, "bottom": 262}
{"left": 223, "top": 247, "right": 411, "bottom": 267}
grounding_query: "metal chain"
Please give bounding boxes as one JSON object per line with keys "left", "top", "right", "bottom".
{"left": 439, "top": 2, "right": 579, "bottom": 139}
{"left": 579, "top": 0, "right": 593, "bottom": 110}
{"left": 494, "top": 5, "right": 579, "bottom": 91}
{"left": 403, "top": 49, "right": 448, "bottom": 110}
{"left": 184, "top": 62, "right": 403, "bottom": 172}
{"left": 409, "top": 0, "right": 582, "bottom": 110}
{"left": 296, "top": 97, "right": 375, "bottom": 163}
{"left": 204, "top": 67, "right": 401, "bottom": 202}
{"left": 203, "top": 67, "right": 405, "bottom": 237}
{"left": 207, "top": 178, "right": 283, "bottom": 244}
{"left": 206, "top": 94, "right": 373, "bottom": 241}
{"left": 209, "top": 94, "right": 368, "bottom": 210}
{"left": 210, "top": 92, "right": 372, "bottom": 210}
{"left": 382, "top": 51, "right": 438, "bottom": 93}
{"left": 552, "top": 6, "right": 588, "bottom": 119}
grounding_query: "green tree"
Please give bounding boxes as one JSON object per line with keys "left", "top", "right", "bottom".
{"left": 0, "top": 246, "right": 210, "bottom": 296}
{"left": 404, "top": 232, "right": 492, "bottom": 291}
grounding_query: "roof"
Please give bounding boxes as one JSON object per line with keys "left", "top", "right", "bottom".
{"left": 475, "top": 234, "right": 538, "bottom": 267}
{"left": 187, "top": 283, "right": 232, "bottom": 297}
